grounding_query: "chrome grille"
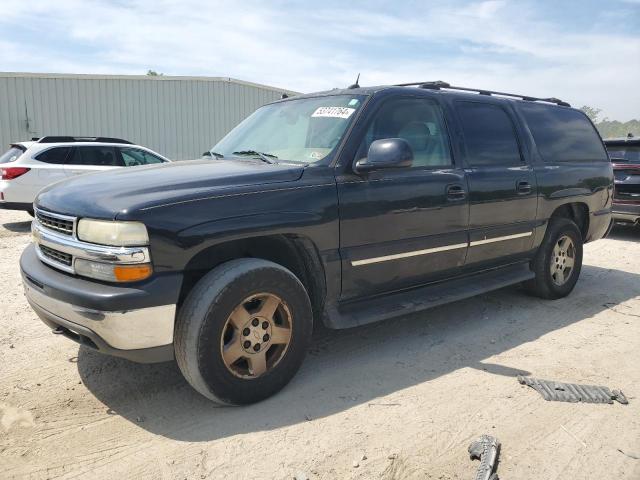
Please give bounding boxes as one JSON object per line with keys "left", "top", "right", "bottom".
{"left": 35, "top": 210, "right": 75, "bottom": 236}
{"left": 39, "top": 244, "right": 72, "bottom": 266}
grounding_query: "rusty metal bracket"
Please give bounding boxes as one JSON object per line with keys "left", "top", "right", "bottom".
{"left": 518, "top": 376, "right": 628, "bottom": 404}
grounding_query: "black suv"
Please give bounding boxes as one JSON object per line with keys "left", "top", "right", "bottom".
{"left": 21, "top": 81, "right": 613, "bottom": 405}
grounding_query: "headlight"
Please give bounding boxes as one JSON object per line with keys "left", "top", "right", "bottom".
{"left": 75, "top": 259, "right": 153, "bottom": 282}
{"left": 77, "top": 219, "right": 149, "bottom": 246}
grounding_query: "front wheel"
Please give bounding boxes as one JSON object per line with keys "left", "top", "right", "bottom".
{"left": 526, "top": 217, "right": 583, "bottom": 299}
{"left": 174, "top": 258, "right": 313, "bottom": 405}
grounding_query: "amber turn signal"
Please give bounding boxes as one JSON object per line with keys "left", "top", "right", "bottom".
{"left": 113, "top": 264, "right": 153, "bottom": 282}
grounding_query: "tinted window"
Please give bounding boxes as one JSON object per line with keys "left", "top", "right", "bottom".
{"left": 358, "top": 97, "right": 452, "bottom": 168}
{"left": 69, "top": 147, "right": 123, "bottom": 166}
{"left": 0, "top": 146, "right": 24, "bottom": 164}
{"left": 605, "top": 145, "right": 640, "bottom": 163}
{"left": 120, "top": 148, "right": 165, "bottom": 166}
{"left": 520, "top": 103, "right": 607, "bottom": 162}
{"left": 35, "top": 147, "right": 71, "bottom": 164}
{"left": 456, "top": 102, "right": 522, "bottom": 166}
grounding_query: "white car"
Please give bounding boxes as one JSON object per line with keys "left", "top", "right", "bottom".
{"left": 0, "top": 137, "right": 171, "bottom": 214}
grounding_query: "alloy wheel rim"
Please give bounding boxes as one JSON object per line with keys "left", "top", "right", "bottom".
{"left": 550, "top": 235, "right": 575, "bottom": 286}
{"left": 220, "top": 293, "right": 292, "bottom": 379}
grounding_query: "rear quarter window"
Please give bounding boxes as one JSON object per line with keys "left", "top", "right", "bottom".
{"left": 0, "top": 146, "right": 24, "bottom": 164}
{"left": 519, "top": 103, "right": 607, "bottom": 162}
{"left": 35, "top": 147, "right": 72, "bottom": 164}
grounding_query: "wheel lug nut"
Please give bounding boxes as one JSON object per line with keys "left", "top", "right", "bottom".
{"left": 252, "top": 318, "right": 259, "bottom": 327}
{"left": 243, "top": 340, "right": 251, "bottom": 349}
{"left": 263, "top": 334, "right": 270, "bottom": 342}
{"left": 253, "top": 343, "right": 261, "bottom": 352}
{"left": 262, "top": 321, "right": 269, "bottom": 330}
{"left": 243, "top": 328, "right": 250, "bottom": 336}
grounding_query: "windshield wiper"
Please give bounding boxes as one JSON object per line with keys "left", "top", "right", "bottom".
{"left": 232, "top": 150, "right": 278, "bottom": 164}
{"left": 202, "top": 151, "right": 224, "bottom": 158}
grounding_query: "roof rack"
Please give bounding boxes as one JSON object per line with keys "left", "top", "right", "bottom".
{"left": 394, "top": 81, "right": 571, "bottom": 107}
{"left": 37, "top": 136, "right": 133, "bottom": 144}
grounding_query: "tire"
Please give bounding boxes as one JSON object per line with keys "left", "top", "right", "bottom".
{"left": 526, "top": 217, "right": 583, "bottom": 299}
{"left": 174, "top": 258, "right": 313, "bottom": 405}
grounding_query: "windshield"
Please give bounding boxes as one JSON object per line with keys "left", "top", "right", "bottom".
{"left": 0, "top": 146, "right": 24, "bottom": 164}
{"left": 606, "top": 145, "right": 640, "bottom": 163}
{"left": 211, "top": 95, "right": 366, "bottom": 164}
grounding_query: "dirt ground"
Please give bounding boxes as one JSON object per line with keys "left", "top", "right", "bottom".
{"left": 1, "top": 208, "right": 639, "bottom": 480}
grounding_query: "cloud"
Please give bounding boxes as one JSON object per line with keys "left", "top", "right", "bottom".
{"left": 0, "top": 0, "right": 639, "bottom": 120}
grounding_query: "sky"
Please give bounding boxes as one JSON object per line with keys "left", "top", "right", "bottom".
{"left": 1, "top": 0, "right": 639, "bottom": 121}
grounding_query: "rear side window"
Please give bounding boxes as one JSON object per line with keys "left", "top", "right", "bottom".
{"left": 455, "top": 102, "right": 522, "bottom": 166}
{"left": 0, "top": 146, "right": 24, "bottom": 164}
{"left": 519, "top": 104, "right": 607, "bottom": 162}
{"left": 119, "top": 147, "right": 165, "bottom": 166}
{"left": 69, "top": 146, "right": 124, "bottom": 166}
{"left": 35, "top": 147, "right": 71, "bottom": 164}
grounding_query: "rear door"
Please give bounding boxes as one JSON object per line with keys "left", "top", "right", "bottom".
{"left": 337, "top": 95, "right": 469, "bottom": 299}
{"left": 27, "top": 147, "right": 72, "bottom": 199}
{"left": 454, "top": 100, "right": 537, "bottom": 266}
{"left": 64, "top": 146, "right": 124, "bottom": 177}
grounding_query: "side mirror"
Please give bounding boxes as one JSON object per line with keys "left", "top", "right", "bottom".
{"left": 354, "top": 138, "right": 413, "bottom": 173}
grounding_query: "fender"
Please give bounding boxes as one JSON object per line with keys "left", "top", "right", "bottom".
{"left": 178, "top": 210, "right": 328, "bottom": 256}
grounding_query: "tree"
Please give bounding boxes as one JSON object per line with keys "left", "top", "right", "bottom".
{"left": 580, "top": 105, "right": 602, "bottom": 123}
{"left": 596, "top": 119, "right": 640, "bottom": 139}
{"left": 146, "top": 70, "right": 164, "bottom": 76}
{"left": 579, "top": 105, "right": 639, "bottom": 139}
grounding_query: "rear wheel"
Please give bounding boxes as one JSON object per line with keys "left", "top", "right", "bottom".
{"left": 174, "top": 258, "right": 313, "bottom": 405}
{"left": 526, "top": 217, "right": 583, "bottom": 299}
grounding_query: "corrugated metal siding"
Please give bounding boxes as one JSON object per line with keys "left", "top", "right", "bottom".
{"left": 0, "top": 73, "right": 297, "bottom": 159}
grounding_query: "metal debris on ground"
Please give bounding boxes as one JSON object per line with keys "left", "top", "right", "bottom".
{"left": 518, "top": 376, "right": 628, "bottom": 405}
{"left": 468, "top": 435, "right": 500, "bottom": 480}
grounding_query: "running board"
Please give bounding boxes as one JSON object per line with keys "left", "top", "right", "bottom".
{"left": 325, "top": 263, "right": 534, "bottom": 329}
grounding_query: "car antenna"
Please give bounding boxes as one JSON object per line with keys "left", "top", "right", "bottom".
{"left": 348, "top": 73, "right": 360, "bottom": 89}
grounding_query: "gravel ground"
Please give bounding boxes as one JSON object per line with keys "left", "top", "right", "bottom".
{"left": 1, "top": 208, "right": 639, "bottom": 479}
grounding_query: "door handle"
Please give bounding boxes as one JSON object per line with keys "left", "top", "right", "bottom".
{"left": 516, "top": 180, "right": 532, "bottom": 195}
{"left": 446, "top": 184, "right": 466, "bottom": 200}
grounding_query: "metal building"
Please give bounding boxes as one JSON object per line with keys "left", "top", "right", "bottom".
{"left": 0, "top": 72, "right": 297, "bottom": 159}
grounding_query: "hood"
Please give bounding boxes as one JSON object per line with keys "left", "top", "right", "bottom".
{"left": 36, "top": 158, "right": 305, "bottom": 219}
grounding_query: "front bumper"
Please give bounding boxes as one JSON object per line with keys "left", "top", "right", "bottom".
{"left": 612, "top": 202, "right": 640, "bottom": 224}
{"left": 21, "top": 244, "right": 181, "bottom": 363}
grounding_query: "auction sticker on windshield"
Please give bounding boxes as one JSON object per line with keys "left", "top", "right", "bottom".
{"left": 312, "top": 107, "right": 356, "bottom": 119}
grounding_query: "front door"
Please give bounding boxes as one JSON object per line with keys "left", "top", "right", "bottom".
{"left": 337, "top": 95, "right": 469, "bottom": 300}
{"left": 453, "top": 100, "right": 538, "bottom": 266}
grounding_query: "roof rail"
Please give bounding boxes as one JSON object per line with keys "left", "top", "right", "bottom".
{"left": 394, "top": 81, "right": 571, "bottom": 107}
{"left": 37, "top": 136, "right": 133, "bottom": 144}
